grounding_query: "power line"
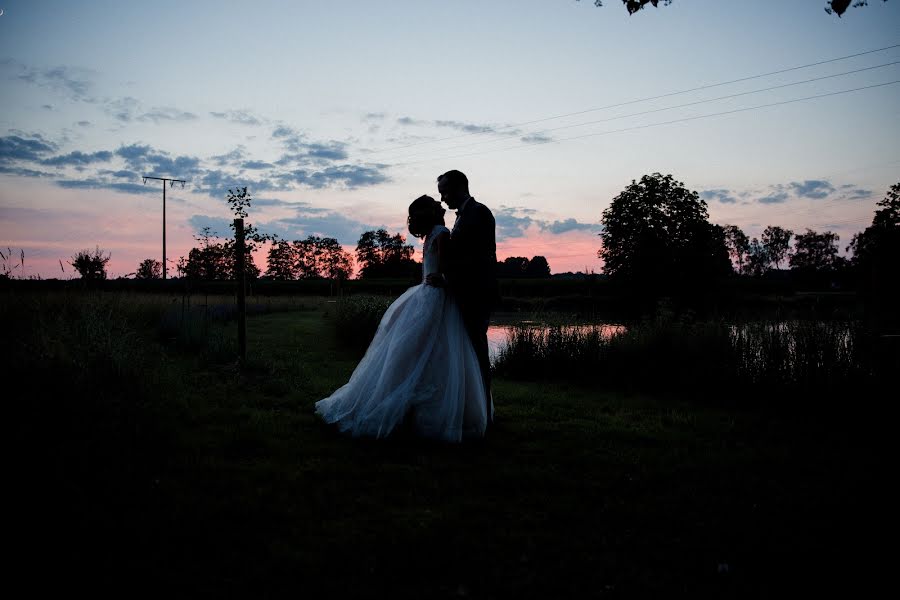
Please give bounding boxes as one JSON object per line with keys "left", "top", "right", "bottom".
{"left": 386, "top": 80, "right": 900, "bottom": 167}
{"left": 390, "top": 61, "right": 900, "bottom": 159}
{"left": 360, "top": 42, "right": 900, "bottom": 157}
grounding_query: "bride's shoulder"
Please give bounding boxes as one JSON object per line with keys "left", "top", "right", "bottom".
{"left": 431, "top": 224, "right": 450, "bottom": 236}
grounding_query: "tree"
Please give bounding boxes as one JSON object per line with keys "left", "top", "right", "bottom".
{"left": 70, "top": 246, "right": 111, "bottom": 281}
{"left": 355, "top": 229, "right": 416, "bottom": 278}
{"left": 761, "top": 226, "right": 794, "bottom": 270}
{"left": 265, "top": 239, "right": 296, "bottom": 280}
{"left": 582, "top": 0, "right": 887, "bottom": 17}
{"left": 179, "top": 188, "right": 268, "bottom": 281}
{"left": 789, "top": 229, "right": 844, "bottom": 273}
{"left": 847, "top": 181, "right": 900, "bottom": 294}
{"left": 497, "top": 257, "right": 530, "bottom": 278}
{"left": 723, "top": 224, "right": 750, "bottom": 275}
{"left": 525, "top": 255, "right": 552, "bottom": 278}
{"left": 177, "top": 227, "right": 230, "bottom": 280}
{"left": 315, "top": 237, "right": 353, "bottom": 281}
{"left": 746, "top": 237, "right": 770, "bottom": 277}
{"left": 598, "top": 173, "right": 731, "bottom": 291}
{"left": 135, "top": 258, "right": 162, "bottom": 279}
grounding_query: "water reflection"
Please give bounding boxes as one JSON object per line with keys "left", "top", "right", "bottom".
{"left": 487, "top": 322, "right": 627, "bottom": 363}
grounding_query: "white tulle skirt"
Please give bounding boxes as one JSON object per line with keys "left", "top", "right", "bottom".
{"left": 315, "top": 284, "right": 490, "bottom": 442}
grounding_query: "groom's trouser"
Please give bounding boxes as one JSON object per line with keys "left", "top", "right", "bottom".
{"left": 462, "top": 308, "right": 492, "bottom": 423}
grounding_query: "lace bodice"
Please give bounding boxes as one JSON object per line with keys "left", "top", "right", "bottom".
{"left": 423, "top": 225, "right": 450, "bottom": 280}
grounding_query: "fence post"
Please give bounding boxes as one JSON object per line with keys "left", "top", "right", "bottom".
{"left": 235, "top": 218, "right": 247, "bottom": 363}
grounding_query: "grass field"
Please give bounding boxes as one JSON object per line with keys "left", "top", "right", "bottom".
{"left": 8, "top": 292, "right": 884, "bottom": 597}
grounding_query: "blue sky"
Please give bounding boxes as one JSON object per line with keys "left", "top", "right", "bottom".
{"left": 1, "top": 0, "right": 898, "bottom": 277}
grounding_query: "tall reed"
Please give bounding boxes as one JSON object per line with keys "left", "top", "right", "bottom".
{"left": 493, "top": 312, "right": 883, "bottom": 402}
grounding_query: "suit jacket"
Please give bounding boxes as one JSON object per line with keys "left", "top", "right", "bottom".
{"left": 447, "top": 198, "right": 499, "bottom": 319}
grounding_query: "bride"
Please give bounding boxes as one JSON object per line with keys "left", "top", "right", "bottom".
{"left": 315, "top": 195, "right": 491, "bottom": 442}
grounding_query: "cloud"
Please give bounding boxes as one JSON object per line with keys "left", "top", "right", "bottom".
{"left": 363, "top": 112, "right": 386, "bottom": 121}
{"left": 192, "top": 168, "right": 284, "bottom": 198}
{"left": 700, "top": 188, "right": 738, "bottom": 204}
{"left": 40, "top": 150, "right": 114, "bottom": 167}
{"left": 252, "top": 198, "right": 327, "bottom": 212}
{"left": 266, "top": 210, "right": 379, "bottom": 244}
{"left": 209, "top": 146, "right": 246, "bottom": 167}
{"left": 210, "top": 109, "right": 263, "bottom": 126}
{"left": 0, "top": 165, "right": 55, "bottom": 178}
{"left": 434, "top": 120, "right": 500, "bottom": 134}
{"left": 540, "top": 218, "right": 596, "bottom": 234}
{"left": 758, "top": 191, "right": 790, "bottom": 204}
{"left": 789, "top": 179, "right": 835, "bottom": 199}
{"left": 272, "top": 125, "right": 304, "bottom": 150}
{"left": 188, "top": 215, "right": 232, "bottom": 238}
{"left": 6, "top": 61, "right": 96, "bottom": 101}
{"left": 843, "top": 188, "right": 872, "bottom": 200}
{"left": 105, "top": 96, "right": 141, "bottom": 122}
{"left": 104, "top": 97, "right": 197, "bottom": 123}
{"left": 494, "top": 205, "right": 596, "bottom": 240}
{"left": 76, "top": 121, "right": 92, "bottom": 127}
{"left": 271, "top": 126, "right": 348, "bottom": 164}
{"left": 396, "top": 116, "right": 519, "bottom": 136}
{"left": 275, "top": 164, "right": 390, "bottom": 189}
{"left": 241, "top": 160, "right": 274, "bottom": 170}
{"left": 138, "top": 107, "right": 198, "bottom": 123}
{"left": 115, "top": 143, "right": 202, "bottom": 177}
{"left": 494, "top": 206, "right": 535, "bottom": 240}
{"left": 520, "top": 133, "right": 553, "bottom": 144}
{"left": 0, "top": 134, "right": 58, "bottom": 163}
{"left": 56, "top": 178, "right": 159, "bottom": 196}
{"left": 189, "top": 206, "right": 378, "bottom": 245}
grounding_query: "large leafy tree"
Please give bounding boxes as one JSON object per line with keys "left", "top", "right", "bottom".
{"left": 789, "top": 229, "right": 845, "bottom": 273}
{"left": 762, "top": 226, "right": 794, "bottom": 270}
{"left": 135, "top": 258, "right": 162, "bottom": 279}
{"left": 525, "top": 256, "right": 551, "bottom": 278}
{"left": 355, "top": 229, "right": 416, "bottom": 279}
{"left": 265, "top": 236, "right": 353, "bottom": 280}
{"left": 69, "top": 246, "right": 111, "bottom": 281}
{"left": 265, "top": 240, "right": 296, "bottom": 280}
{"left": 598, "top": 173, "right": 731, "bottom": 291}
{"left": 746, "top": 237, "right": 770, "bottom": 277}
{"left": 496, "top": 256, "right": 552, "bottom": 278}
{"left": 847, "top": 181, "right": 900, "bottom": 292}
{"left": 723, "top": 224, "right": 750, "bottom": 275}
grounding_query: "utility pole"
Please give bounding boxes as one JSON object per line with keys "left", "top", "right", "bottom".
{"left": 143, "top": 176, "right": 186, "bottom": 279}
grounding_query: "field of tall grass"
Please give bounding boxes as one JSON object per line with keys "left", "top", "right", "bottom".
{"left": 6, "top": 288, "right": 887, "bottom": 595}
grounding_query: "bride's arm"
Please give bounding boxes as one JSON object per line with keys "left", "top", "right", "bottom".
{"left": 425, "top": 231, "right": 451, "bottom": 287}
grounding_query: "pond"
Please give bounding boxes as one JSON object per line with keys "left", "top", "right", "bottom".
{"left": 487, "top": 321, "right": 627, "bottom": 363}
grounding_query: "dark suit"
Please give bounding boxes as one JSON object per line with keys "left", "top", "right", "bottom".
{"left": 446, "top": 198, "right": 499, "bottom": 421}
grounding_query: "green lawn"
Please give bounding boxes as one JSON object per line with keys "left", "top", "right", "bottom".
{"left": 13, "top": 305, "right": 880, "bottom": 597}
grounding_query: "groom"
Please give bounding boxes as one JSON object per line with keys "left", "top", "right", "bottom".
{"left": 427, "top": 170, "right": 499, "bottom": 426}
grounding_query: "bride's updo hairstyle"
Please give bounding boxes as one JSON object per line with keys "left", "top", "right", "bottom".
{"left": 407, "top": 195, "right": 446, "bottom": 239}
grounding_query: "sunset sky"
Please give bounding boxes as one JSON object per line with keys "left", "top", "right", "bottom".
{"left": 1, "top": 0, "right": 898, "bottom": 278}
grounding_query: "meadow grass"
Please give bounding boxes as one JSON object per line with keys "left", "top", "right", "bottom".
{"left": 7, "top": 289, "right": 884, "bottom": 596}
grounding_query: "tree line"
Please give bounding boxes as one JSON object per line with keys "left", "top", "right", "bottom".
{"left": 44, "top": 178, "right": 898, "bottom": 291}
{"left": 598, "top": 173, "right": 899, "bottom": 293}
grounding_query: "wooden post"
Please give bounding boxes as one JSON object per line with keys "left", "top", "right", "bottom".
{"left": 235, "top": 218, "right": 247, "bottom": 363}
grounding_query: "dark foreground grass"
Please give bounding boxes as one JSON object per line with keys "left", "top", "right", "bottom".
{"left": 7, "top": 292, "right": 886, "bottom": 597}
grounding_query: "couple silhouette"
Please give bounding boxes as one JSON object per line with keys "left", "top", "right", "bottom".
{"left": 316, "top": 169, "right": 499, "bottom": 442}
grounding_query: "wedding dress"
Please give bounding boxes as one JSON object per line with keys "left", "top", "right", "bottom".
{"left": 315, "top": 224, "right": 490, "bottom": 441}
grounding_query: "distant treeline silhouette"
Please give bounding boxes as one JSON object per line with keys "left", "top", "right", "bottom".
{"left": 5, "top": 177, "right": 896, "bottom": 298}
